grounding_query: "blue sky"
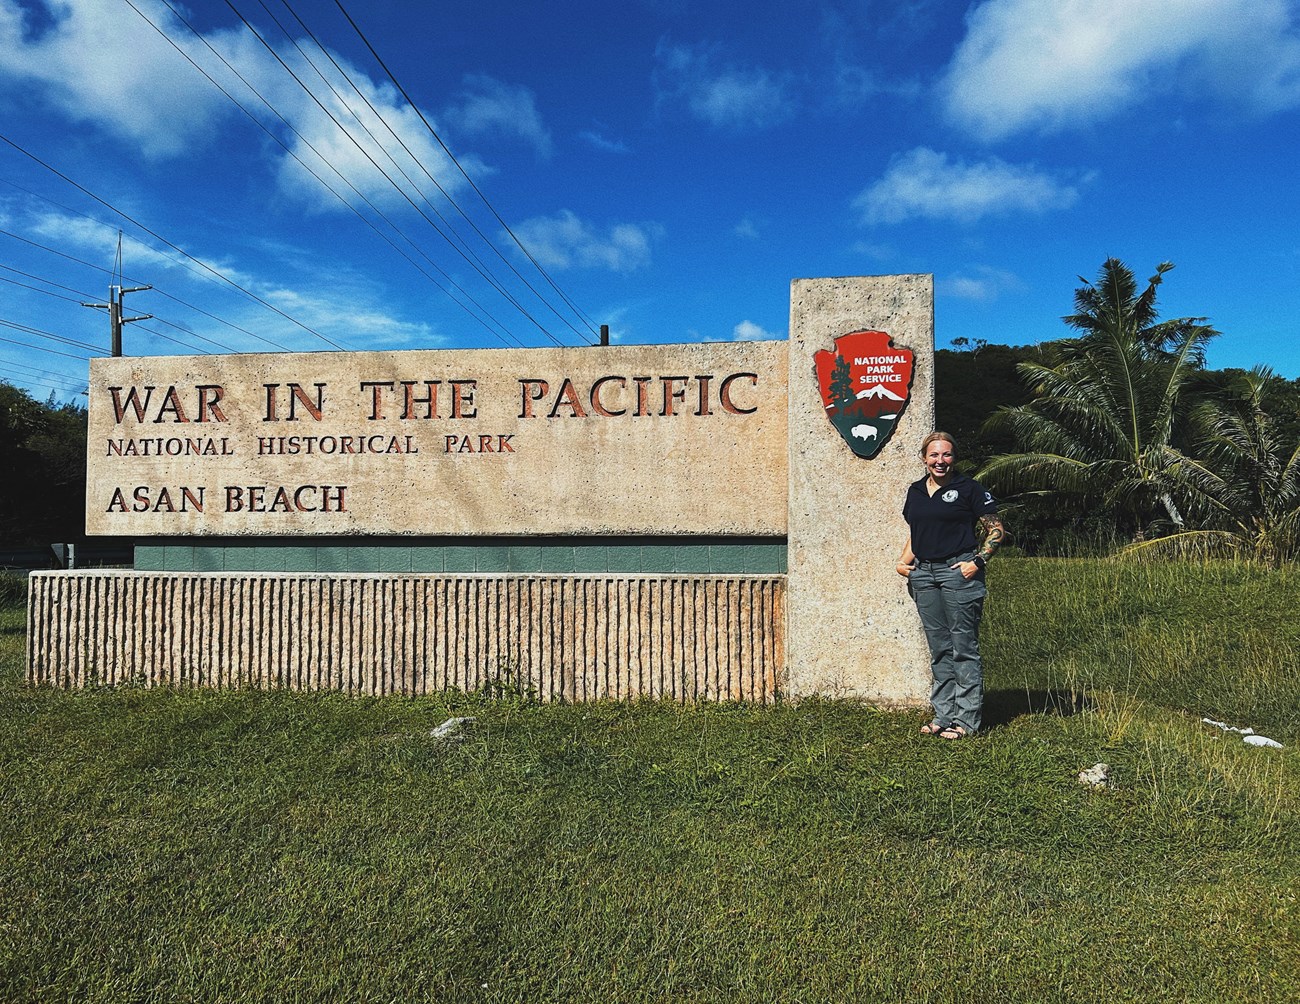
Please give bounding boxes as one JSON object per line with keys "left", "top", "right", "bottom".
{"left": 2, "top": 0, "right": 1299, "bottom": 402}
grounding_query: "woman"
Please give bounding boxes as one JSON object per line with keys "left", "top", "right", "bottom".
{"left": 896, "top": 432, "right": 1004, "bottom": 740}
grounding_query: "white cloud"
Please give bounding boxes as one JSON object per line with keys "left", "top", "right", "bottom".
{"left": 579, "top": 129, "right": 630, "bottom": 154}
{"left": 264, "top": 287, "right": 439, "bottom": 345}
{"left": 941, "top": 0, "right": 1300, "bottom": 140}
{"left": 939, "top": 266, "right": 1024, "bottom": 303}
{"left": 270, "top": 76, "right": 481, "bottom": 214}
{"left": 734, "top": 217, "right": 760, "bottom": 239}
{"left": 22, "top": 206, "right": 434, "bottom": 351}
{"left": 815, "top": 7, "right": 924, "bottom": 110}
{"left": 30, "top": 212, "right": 182, "bottom": 277}
{"left": 0, "top": 0, "right": 481, "bottom": 214}
{"left": 241, "top": 38, "right": 482, "bottom": 214}
{"left": 653, "top": 39, "right": 794, "bottom": 130}
{"left": 443, "top": 74, "right": 552, "bottom": 158}
{"left": 854, "top": 147, "right": 1080, "bottom": 225}
{"left": 0, "top": 0, "right": 234, "bottom": 157}
{"left": 510, "top": 210, "right": 656, "bottom": 272}
{"left": 732, "top": 320, "right": 782, "bottom": 341}
{"left": 851, "top": 240, "right": 895, "bottom": 261}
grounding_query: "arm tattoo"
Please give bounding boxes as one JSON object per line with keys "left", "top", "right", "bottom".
{"left": 977, "top": 515, "right": 1005, "bottom": 561}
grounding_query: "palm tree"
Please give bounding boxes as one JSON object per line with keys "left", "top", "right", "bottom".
{"left": 1062, "top": 259, "right": 1212, "bottom": 362}
{"left": 1126, "top": 368, "right": 1300, "bottom": 566}
{"left": 979, "top": 259, "right": 1218, "bottom": 539}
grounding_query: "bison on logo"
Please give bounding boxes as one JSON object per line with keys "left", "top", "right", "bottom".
{"left": 813, "top": 330, "right": 914, "bottom": 459}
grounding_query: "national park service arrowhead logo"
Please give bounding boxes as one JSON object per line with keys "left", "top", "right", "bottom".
{"left": 813, "top": 330, "right": 914, "bottom": 459}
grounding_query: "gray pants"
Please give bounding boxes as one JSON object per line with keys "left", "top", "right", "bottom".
{"left": 908, "top": 553, "right": 986, "bottom": 732}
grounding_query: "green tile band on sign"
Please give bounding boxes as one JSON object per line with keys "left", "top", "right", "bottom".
{"left": 410, "top": 549, "right": 444, "bottom": 573}
{"left": 475, "top": 548, "right": 509, "bottom": 572}
{"left": 316, "top": 548, "right": 348, "bottom": 573}
{"left": 675, "top": 546, "right": 712, "bottom": 573}
{"left": 540, "top": 548, "right": 577, "bottom": 572}
{"left": 507, "top": 546, "right": 542, "bottom": 572}
{"left": 443, "top": 547, "right": 477, "bottom": 572}
{"left": 378, "top": 548, "right": 411, "bottom": 573}
{"left": 137, "top": 537, "right": 789, "bottom": 574}
{"left": 135, "top": 545, "right": 165, "bottom": 570}
{"left": 640, "top": 545, "right": 676, "bottom": 572}
{"left": 572, "top": 545, "right": 608, "bottom": 572}
{"left": 605, "top": 545, "right": 642, "bottom": 572}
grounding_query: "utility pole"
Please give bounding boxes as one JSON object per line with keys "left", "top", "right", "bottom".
{"left": 82, "top": 284, "right": 152, "bottom": 357}
{"left": 81, "top": 231, "right": 152, "bottom": 356}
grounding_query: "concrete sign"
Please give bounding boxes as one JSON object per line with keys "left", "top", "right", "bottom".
{"left": 87, "top": 341, "right": 788, "bottom": 537}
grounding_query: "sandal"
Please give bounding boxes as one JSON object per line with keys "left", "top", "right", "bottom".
{"left": 938, "top": 725, "right": 970, "bottom": 741}
{"left": 920, "top": 721, "right": 947, "bottom": 735}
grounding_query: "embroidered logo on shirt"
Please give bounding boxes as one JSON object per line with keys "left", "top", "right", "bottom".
{"left": 942, "top": 489, "right": 959, "bottom": 502}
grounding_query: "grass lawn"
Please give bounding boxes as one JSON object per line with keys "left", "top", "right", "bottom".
{"left": 2, "top": 558, "right": 1298, "bottom": 1003}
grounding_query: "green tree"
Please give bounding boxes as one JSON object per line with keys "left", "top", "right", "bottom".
{"left": 979, "top": 259, "right": 1217, "bottom": 541}
{"left": 828, "top": 355, "right": 853, "bottom": 409}
{"left": 935, "top": 342, "right": 1040, "bottom": 472}
{"left": 1062, "top": 260, "right": 1212, "bottom": 362}
{"left": 1129, "top": 368, "right": 1300, "bottom": 566}
{"left": 0, "top": 382, "right": 88, "bottom": 545}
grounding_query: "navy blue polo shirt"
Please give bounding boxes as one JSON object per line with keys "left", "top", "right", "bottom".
{"left": 903, "top": 474, "right": 998, "bottom": 561}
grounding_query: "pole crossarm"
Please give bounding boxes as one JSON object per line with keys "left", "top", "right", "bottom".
{"left": 81, "top": 284, "right": 152, "bottom": 356}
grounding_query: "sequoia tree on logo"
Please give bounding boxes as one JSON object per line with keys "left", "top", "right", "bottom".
{"left": 813, "top": 330, "right": 914, "bottom": 459}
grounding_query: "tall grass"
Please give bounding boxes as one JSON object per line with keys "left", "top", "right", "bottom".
{"left": 0, "top": 571, "right": 26, "bottom": 607}
{"left": 1, "top": 558, "right": 1297, "bottom": 1003}
{"left": 986, "top": 557, "right": 1300, "bottom": 735}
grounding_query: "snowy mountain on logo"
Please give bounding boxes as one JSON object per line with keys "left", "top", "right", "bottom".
{"left": 855, "top": 383, "right": 906, "bottom": 402}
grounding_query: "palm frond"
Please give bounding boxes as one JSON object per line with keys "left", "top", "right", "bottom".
{"left": 1118, "top": 529, "right": 1245, "bottom": 562}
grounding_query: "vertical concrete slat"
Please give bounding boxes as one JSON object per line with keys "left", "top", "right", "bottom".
{"left": 614, "top": 578, "right": 627, "bottom": 701}
{"left": 449, "top": 576, "right": 460, "bottom": 694}
{"left": 23, "top": 575, "right": 36, "bottom": 686}
{"left": 431, "top": 578, "right": 446, "bottom": 692}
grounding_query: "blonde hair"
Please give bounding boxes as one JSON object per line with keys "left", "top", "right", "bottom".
{"left": 919, "top": 431, "right": 957, "bottom": 457}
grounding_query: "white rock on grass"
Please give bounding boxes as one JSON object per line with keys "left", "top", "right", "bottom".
{"left": 1201, "top": 717, "right": 1283, "bottom": 749}
{"left": 1202, "top": 717, "right": 1254, "bottom": 735}
{"left": 1078, "top": 763, "right": 1110, "bottom": 788}
{"left": 430, "top": 716, "right": 477, "bottom": 740}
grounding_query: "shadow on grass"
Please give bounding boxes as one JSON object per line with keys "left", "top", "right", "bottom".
{"left": 983, "top": 688, "right": 1093, "bottom": 729}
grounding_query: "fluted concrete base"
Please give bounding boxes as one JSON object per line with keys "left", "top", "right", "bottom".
{"left": 27, "top": 571, "right": 785, "bottom": 701}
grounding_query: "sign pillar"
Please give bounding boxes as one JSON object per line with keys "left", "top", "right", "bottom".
{"left": 786, "top": 274, "right": 934, "bottom": 701}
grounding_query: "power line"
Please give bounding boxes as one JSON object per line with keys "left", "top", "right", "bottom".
{"left": 0, "top": 361, "right": 88, "bottom": 394}
{"left": 272, "top": 0, "right": 596, "bottom": 345}
{"left": 0, "top": 357, "right": 85, "bottom": 383}
{"left": 0, "top": 316, "right": 102, "bottom": 353}
{"left": 0, "top": 262, "right": 97, "bottom": 301}
{"left": 215, "top": 0, "right": 556, "bottom": 345}
{"left": 0, "top": 256, "right": 214, "bottom": 355}
{"left": 0, "top": 272, "right": 85, "bottom": 303}
{"left": 133, "top": 320, "right": 219, "bottom": 354}
{"left": 0, "top": 184, "right": 297, "bottom": 352}
{"left": 2, "top": 4, "right": 600, "bottom": 355}
{"left": 0, "top": 228, "right": 241, "bottom": 352}
{"left": 0, "top": 130, "right": 341, "bottom": 351}
{"left": 254, "top": 0, "right": 547, "bottom": 338}
{"left": 135, "top": 0, "right": 525, "bottom": 349}
{"left": 0, "top": 333, "right": 92, "bottom": 362}
{"left": 81, "top": 270, "right": 153, "bottom": 358}
{"left": 332, "top": 0, "right": 601, "bottom": 341}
